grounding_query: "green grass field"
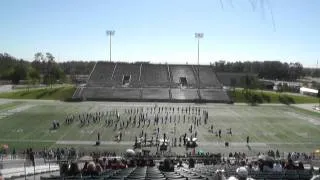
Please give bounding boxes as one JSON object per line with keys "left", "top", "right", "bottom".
{"left": 232, "top": 89, "right": 319, "bottom": 104}
{"left": 0, "top": 86, "right": 75, "bottom": 101}
{"left": 0, "top": 85, "right": 318, "bottom": 104}
{"left": 0, "top": 99, "right": 319, "bottom": 155}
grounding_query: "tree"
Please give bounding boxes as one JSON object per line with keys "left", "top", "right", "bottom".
{"left": 11, "top": 63, "right": 28, "bottom": 84}
{"left": 51, "top": 64, "right": 66, "bottom": 83}
{"left": 34, "top": 52, "right": 44, "bottom": 62}
{"left": 29, "top": 67, "right": 40, "bottom": 84}
{"left": 44, "top": 52, "right": 55, "bottom": 88}
{"left": 212, "top": 60, "right": 304, "bottom": 81}
{"left": 32, "top": 52, "right": 44, "bottom": 73}
{"left": 0, "top": 53, "right": 19, "bottom": 80}
{"left": 241, "top": 74, "right": 254, "bottom": 90}
{"left": 26, "top": 67, "right": 40, "bottom": 91}
{"left": 46, "top": 52, "right": 55, "bottom": 62}
{"left": 58, "top": 61, "right": 95, "bottom": 75}
{"left": 41, "top": 53, "right": 66, "bottom": 87}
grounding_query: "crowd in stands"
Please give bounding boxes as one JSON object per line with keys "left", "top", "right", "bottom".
{"left": 38, "top": 148, "right": 320, "bottom": 180}
{"left": 2, "top": 144, "right": 319, "bottom": 180}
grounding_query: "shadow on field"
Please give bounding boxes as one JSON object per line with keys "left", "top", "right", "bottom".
{"left": 48, "top": 88, "right": 60, "bottom": 95}
{"left": 246, "top": 144, "right": 252, "bottom": 151}
{"left": 36, "top": 91, "right": 47, "bottom": 99}
{"left": 20, "top": 91, "right": 31, "bottom": 97}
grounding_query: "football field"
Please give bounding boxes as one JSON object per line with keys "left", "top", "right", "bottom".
{"left": 0, "top": 99, "right": 319, "bottom": 155}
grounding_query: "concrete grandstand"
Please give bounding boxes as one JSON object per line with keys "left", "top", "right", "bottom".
{"left": 73, "top": 62, "right": 232, "bottom": 103}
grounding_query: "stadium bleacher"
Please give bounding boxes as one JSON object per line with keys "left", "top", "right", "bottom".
{"left": 82, "top": 87, "right": 114, "bottom": 99}
{"left": 169, "top": 65, "right": 197, "bottom": 88}
{"left": 140, "top": 64, "right": 170, "bottom": 87}
{"left": 112, "top": 88, "right": 141, "bottom": 100}
{"left": 38, "top": 159, "right": 317, "bottom": 180}
{"left": 142, "top": 88, "right": 170, "bottom": 100}
{"left": 171, "top": 88, "right": 199, "bottom": 101}
{"left": 82, "top": 87, "right": 141, "bottom": 100}
{"left": 193, "top": 65, "right": 222, "bottom": 88}
{"left": 73, "top": 62, "right": 232, "bottom": 103}
{"left": 112, "top": 63, "right": 141, "bottom": 88}
{"left": 86, "top": 62, "right": 115, "bottom": 87}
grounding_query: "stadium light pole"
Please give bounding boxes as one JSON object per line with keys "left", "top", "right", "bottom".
{"left": 195, "top": 33, "right": 204, "bottom": 89}
{"left": 106, "top": 30, "right": 115, "bottom": 62}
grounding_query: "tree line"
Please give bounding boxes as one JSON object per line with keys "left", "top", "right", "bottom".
{"left": 0, "top": 53, "right": 39, "bottom": 85}
{"left": 0, "top": 52, "right": 94, "bottom": 85}
{"left": 213, "top": 60, "right": 320, "bottom": 79}
{"left": 212, "top": 61, "right": 307, "bottom": 80}
{"left": 1, "top": 52, "right": 319, "bottom": 85}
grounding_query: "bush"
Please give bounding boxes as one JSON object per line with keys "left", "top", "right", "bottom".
{"left": 278, "top": 95, "right": 286, "bottom": 104}
{"left": 286, "top": 96, "right": 295, "bottom": 104}
{"left": 242, "top": 90, "right": 263, "bottom": 105}
{"left": 279, "top": 95, "right": 295, "bottom": 105}
{"left": 261, "top": 93, "right": 271, "bottom": 103}
{"left": 252, "top": 94, "right": 263, "bottom": 104}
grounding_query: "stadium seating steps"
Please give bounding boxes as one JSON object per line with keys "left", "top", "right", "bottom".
{"left": 73, "top": 62, "right": 232, "bottom": 103}
{"left": 40, "top": 165, "right": 314, "bottom": 180}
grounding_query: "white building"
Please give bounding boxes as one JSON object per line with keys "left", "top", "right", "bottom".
{"left": 299, "top": 87, "right": 319, "bottom": 96}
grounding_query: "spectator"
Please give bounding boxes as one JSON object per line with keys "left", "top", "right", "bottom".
{"left": 311, "top": 175, "right": 320, "bottom": 180}
{"left": 212, "top": 169, "right": 227, "bottom": 180}
{"left": 252, "top": 161, "right": 260, "bottom": 172}
{"left": 236, "top": 166, "right": 256, "bottom": 180}
{"left": 263, "top": 160, "right": 273, "bottom": 172}
{"left": 82, "top": 161, "right": 89, "bottom": 174}
{"left": 95, "top": 163, "right": 103, "bottom": 174}
{"left": 160, "top": 159, "right": 174, "bottom": 172}
{"left": 273, "top": 160, "right": 283, "bottom": 172}
{"left": 189, "top": 158, "right": 195, "bottom": 168}
{"left": 60, "top": 163, "right": 69, "bottom": 177}
{"left": 276, "top": 150, "right": 280, "bottom": 158}
{"left": 67, "top": 162, "right": 81, "bottom": 176}
{"left": 101, "top": 157, "right": 107, "bottom": 170}
{"left": 285, "top": 159, "right": 296, "bottom": 170}
{"left": 297, "top": 161, "right": 304, "bottom": 170}
{"left": 236, "top": 166, "right": 248, "bottom": 180}
{"left": 12, "top": 148, "right": 16, "bottom": 159}
{"left": 148, "top": 159, "right": 155, "bottom": 166}
{"left": 227, "top": 177, "right": 238, "bottom": 180}
{"left": 84, "top": 162, "right": 99, "bottom": 176}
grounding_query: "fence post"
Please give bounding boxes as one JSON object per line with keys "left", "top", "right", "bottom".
{"left": 24, "top": 162, "right": 27, "bottom": 180}
{"left": 33, "top": 164, "right": 36, "bottom": 180}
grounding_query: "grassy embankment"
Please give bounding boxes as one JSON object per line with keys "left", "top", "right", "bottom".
{"left": 0, "top": 86, "right": 76, "bottom": 101}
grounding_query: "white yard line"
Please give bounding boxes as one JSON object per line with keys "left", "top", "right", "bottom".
{"left": 1, "top": 138, "right": 319, "bottom": 148}
{"left": 0, "top": 139, "right": 56, "bottom": 142}
{"left": 284, "top": 110, "right": 320, "bottom": 125}
{"left": 0, "top": 104, "right": 36, "bottom": 120}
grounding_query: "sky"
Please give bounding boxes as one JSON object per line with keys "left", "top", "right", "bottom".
{"left": 1, "top": 0, "right": 320, "bottom": 67}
